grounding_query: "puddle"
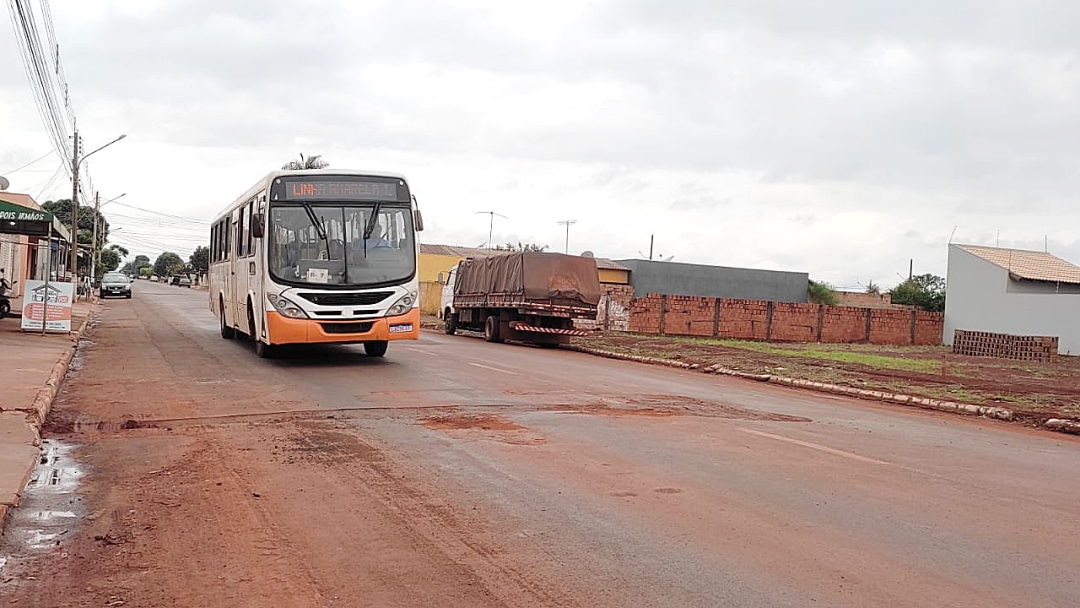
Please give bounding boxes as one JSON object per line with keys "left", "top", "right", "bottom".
{"left": 0, "top": 439, "right": 86, "bottom": 570}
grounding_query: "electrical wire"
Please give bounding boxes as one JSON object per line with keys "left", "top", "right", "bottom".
{"left": 0, "top": 149, "right": 55, "bottom": 175}
{"left": 108, "top": 200, "right": 210, "bottom": 224}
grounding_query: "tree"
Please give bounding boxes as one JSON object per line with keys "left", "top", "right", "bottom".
{"left": 42, "top": 199, "right": 111, "bottom": 246}
{"left": 492, "top": 242, "right": 548, "bottom": 252}
{"left": 281, "top": 153, "right": 328, "bottom": 170}
{"left": 139, "top": 265, "right": 153, "bottom": 279}
{"left": 864, "top": 281, "right": 881, "bottom": 294}
{"left": 189, "top": 246, "right": 210, "bottom": 274}
{"left": 154, "top": 251, "right": 185, "bottom": 278}
{"left": 98, "top": 245, "right": 127, "bottom": 274}
{"left": 807, "top": 280, "right": 839, "bottom": 305}
{"left": 122, "top": 254, "right": 152, "bottom": 277}
{"left": 889, "top": 273, "right": 946, "bottom": 312}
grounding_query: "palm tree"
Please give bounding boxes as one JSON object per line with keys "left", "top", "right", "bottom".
{"left": 282, "top": 153, "right": 329, "bottom": 170}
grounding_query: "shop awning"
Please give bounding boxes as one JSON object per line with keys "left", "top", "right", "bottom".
{"left": 0, "top": 194, "right": 70, "bottom": 240}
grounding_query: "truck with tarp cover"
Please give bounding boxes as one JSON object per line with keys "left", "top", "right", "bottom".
{"left": 441, "top": 251, "right": 600, "bottom": 345}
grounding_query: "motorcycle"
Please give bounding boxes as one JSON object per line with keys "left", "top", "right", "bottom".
{"left": 0, "top": 280, "right": 15, "bottom": 319}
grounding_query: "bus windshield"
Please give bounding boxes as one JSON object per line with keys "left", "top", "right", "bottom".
{"left": 268, "top": 203, "right": 415, "bottom": 287}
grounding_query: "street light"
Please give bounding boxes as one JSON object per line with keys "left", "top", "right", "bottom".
{"left": 92, "top": 192, "right": 126, "bottom": 282}
{"left": 70, "top": 133, "right": 126, "bottom": 276}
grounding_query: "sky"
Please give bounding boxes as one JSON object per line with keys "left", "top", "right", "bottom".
{"left": 2, "top": 0, "right": 1079, "bottom": 289}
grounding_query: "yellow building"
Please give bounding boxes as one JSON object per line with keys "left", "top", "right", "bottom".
{"left": 416, "top": 244, "right": 630, "bottom": 315}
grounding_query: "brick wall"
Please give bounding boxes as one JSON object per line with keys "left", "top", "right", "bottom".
{"left": 953, "top": 330, "right": 1058, "bottom": 363}
{"left": 577, "top": 283, "right": 634, "bottom": 331}
{"left": 626, "top": 293, "right": 944, "bottom": 346}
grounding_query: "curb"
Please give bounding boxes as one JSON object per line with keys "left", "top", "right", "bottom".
{"left": 565, "top": 344, "right": 1040, "bottom": 427}
{"left": 0, "top": 310, "right": 94, "bottom": 533}
{"left": 16, "top": 311, "right": 95, "bottom": 443}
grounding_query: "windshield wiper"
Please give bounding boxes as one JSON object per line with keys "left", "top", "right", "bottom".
{"left": 301, "top": 203, "right": 331, "bottom": 259}
{"left": 362, "top": 202, "right": 382, "bottom": 240}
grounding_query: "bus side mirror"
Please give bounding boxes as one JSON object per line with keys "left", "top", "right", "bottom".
{"left": 414, "top": 209, "right": 424, "bottom": 232}
{"left": 251, "top": 213, "right": 265, "bottom": 238}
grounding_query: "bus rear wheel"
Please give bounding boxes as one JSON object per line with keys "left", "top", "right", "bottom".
{"left": 364, "top": 341, "right": 388, "bottom": 357}
{"left": 220, "top": 302, "right": 235, "bottom": 339}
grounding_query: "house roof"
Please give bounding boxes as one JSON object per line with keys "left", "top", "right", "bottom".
{"left": 956, "top": 244, "right": 1080, "bottom": 285}
{"left": 420, "top": 244, "right": 629, "bottom": 271}
{"left": 595, "top": 258, "right": 629, "bottom": 271}
{"left": 419, "top": 244, "right": 494, "bottom": 258}
{"left": 0, "top": 192, "right": 44, "bottom": 211}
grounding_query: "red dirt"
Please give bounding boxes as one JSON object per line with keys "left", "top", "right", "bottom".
{"left": 576, "top": 334, "right": 1080, "bottom": 423}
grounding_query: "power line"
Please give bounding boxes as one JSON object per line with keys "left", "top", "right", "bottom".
{"left": 108, "top": 200, "right": 209, "bottom": 224}
{"left": 0, "top": 149, "right": 55, "bottom": 174}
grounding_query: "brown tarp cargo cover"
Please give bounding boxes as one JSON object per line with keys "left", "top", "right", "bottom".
{"left": 455, "top": 252, "right": 601, "bottom": 306}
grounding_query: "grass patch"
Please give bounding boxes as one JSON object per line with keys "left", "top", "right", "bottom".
{"left": 678, "top": 338, "right": 941, "bottom": 374}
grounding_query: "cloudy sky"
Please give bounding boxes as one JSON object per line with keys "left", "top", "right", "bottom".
{"left": 2, "top": 0, "right": 1079, "bottom": 289}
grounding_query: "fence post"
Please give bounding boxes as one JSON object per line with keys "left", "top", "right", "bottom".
{"left": 765, "top": 300, "right": 774, "bottom": 342}
{"left": 659, "top": 294, "right": 668, "bottom": 336}
{"left": 909, "top": 309, "right": 917, "bottom": 345}
{"left": 604, "top": 295, "right": 612, "bottom": 332}
{"left": 712, "top": 298, "right": 722, "bottom": 338}
{"left": 864, "top": 308, "right": 873, "bottom": 343}
{"left": 816, "top": 304, "right": 824, "bottom": 343}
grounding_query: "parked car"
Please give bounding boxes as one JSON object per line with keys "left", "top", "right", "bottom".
{"left": 178, "top": 277, "right": 192, "bottom": 288}
{"left": 99, "top": 272, "right": 132, "bottom": 299}
{"left": 170, "top": 275, "right": 181, "bottom": 286}
{"left": 149, "top": 275, "right": 158, "bottom": 282}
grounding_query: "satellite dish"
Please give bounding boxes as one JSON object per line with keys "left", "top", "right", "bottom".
{"left": 580, "top": 250, "right": 594, "bottom": 258}
{"left": 0, "top": 176, "right": 9, "bottom": 191}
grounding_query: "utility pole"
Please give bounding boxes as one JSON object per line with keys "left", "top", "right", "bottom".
{"left": 649, "top": 234, "right": 654, "bottom": 260}
{"left": 91, "top": 191, "right": 100, "bottom": 284}
{"left": 70, "top": 130, "right": 80, "bottom": 279}
{"left": 557, "top": 219, "right": 577, "bottom": 254}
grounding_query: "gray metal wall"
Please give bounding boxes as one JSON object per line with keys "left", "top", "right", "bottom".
{"left": 615, "top": 259, "right": 809, "bottom": 303}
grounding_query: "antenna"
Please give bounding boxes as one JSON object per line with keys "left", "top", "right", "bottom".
{"left": 948, "top": 225, "right": 957, "bottom": 244}
{"left": 475, "top": 211, "right": 507, "bottom": 248}
{"left": 557, "top": 219, "right": 577, "bottom": 254}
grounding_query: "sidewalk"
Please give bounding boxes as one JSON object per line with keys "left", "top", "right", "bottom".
{"left": 0, "top": 302, "right": 94, "bottom": 529}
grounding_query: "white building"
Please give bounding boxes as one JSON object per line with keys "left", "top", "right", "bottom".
{"left": 944, "top": 244, "right": 1080, "bottom": 355}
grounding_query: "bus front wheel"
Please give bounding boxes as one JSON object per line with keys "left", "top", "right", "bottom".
{"left": 364, "top": 341, "right": 388, "bottom": 357}
{"left": 254, "top": 339, "right": 274, "bottom": 359}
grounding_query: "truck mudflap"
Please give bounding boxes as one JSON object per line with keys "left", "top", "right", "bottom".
{"left": 509, "top": 321, "right": 589, "bottom": 337}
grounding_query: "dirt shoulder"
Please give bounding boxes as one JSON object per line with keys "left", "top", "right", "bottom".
{"left": 573, "top": 333, "right": 1080, "bottom": 424}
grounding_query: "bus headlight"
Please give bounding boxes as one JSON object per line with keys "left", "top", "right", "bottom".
{"left": 267, "top": 293, "right": 309, "bottom": 319}
{"left": 386, "top": 291, "right": 417, "bottom": 316}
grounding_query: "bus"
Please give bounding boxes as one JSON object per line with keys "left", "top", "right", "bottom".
{"left": 209, "top": 170, "right": 424, "bottom": 358}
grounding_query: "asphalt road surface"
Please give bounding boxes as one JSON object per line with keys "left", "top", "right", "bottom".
{"left": 3, "top": 279, "right": 1080, "bottom": 607}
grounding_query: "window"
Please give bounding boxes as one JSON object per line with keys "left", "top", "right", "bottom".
{"left": 245, "top": 201, "right": 254, "bottom": 257}
{"left": 236, "top": 209, "right": 245, "bottom": 257}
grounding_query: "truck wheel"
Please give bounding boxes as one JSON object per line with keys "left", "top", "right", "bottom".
{"left": 0, "top": 300, "right": 9, "bottom": 319}
{"left": 364, "top": 341, "right": 388, "bottom": 357}
{"left": 444, "top": 312, "right": 457, "bottom": 335}
{"left": 484, "top": 315, "right": 503, "bottom": 343}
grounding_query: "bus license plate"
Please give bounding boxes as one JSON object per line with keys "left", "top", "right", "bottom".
{"left": 389, "top": 323, "right": 413, "bottom": 334}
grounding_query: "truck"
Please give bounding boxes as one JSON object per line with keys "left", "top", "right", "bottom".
{"left": 439, "top": 251, "right": 601, "bottom": 346}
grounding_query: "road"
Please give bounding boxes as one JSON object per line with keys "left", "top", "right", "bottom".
{"left": 3, "top": 279, "right": 1080, "bottom": 607}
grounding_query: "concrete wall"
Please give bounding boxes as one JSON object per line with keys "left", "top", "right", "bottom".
{"left": 944, "top": 245, "right": 1080, "bottom": 355}
{"left": 615, "top": 259, "right": 809, "bottom": 303}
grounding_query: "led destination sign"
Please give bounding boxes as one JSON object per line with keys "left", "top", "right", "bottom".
{"left": 273, "top": 177, "right": 406, "bottom": 203}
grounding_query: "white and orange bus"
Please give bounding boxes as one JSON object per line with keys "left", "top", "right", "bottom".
{"left": 209, "top": 170, "right": 423, "bottom": 358}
